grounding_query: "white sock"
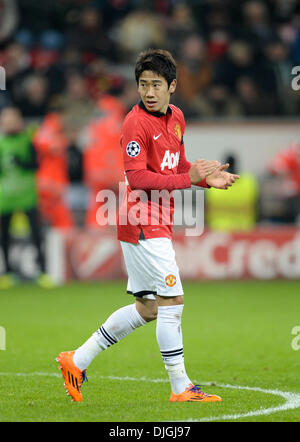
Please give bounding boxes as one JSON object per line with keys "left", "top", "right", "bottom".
{"left": 73, "top": 303, "right": 146, "bottom": 371}
{"left": 165, "top": 362, "right": 191, "bottom": 395}
{"left": 73, "top": 334, "right": 101, "bottom": 372}
{"left": 156, "top": 304, "right": 192, "bottom": 394}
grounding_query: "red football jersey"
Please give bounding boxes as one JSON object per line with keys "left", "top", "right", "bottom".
{"left": 117, "top": 101, "right": 205, "bottom": 243}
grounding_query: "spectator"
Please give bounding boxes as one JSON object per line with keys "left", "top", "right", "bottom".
{"left": 174, "top": 34, "right": 213, "bottom": 118}
{"left": 277, "top": 21, "right": 299, "bottom": 60}
{"left": 0, "top": 0, "right": 19, "bottom": 45}
{"left": 42, "top": 45, "right": 85, "bottom": 98}
{"left": 16, "top": 0, "right": 67, "bottom": 34}
{"left": 207, "top": 29, "right": 231, "bottom": 62}
{"left": 260, "top": 39, "right": 298, "bottom": 115}
{"left": 272, "top": 0, "right": 299, "bottom": 23}
{"left": 1, "top": 42, "right": 31, "bottom": 104}
{"left": 65, "top": 6, "right": 117, "bottom": 62}
{"left": 268, "top": 141, "right": 300, "bottom": 224}
{"left": 291, "top": 29, "right": 300, "bottom": 65}
{"left": 194, "top": 82, "right": 243, "bottom": 118}
{"left": 235, "top": 76, "right": 277, "bottom": 116}
{"left": 0, "top": 91, "right": 11, "bottom": 112}
{"left": 51, "top": 72, "right": 97, "bottom": 131}
{"left": 240, "top": 0, "right": 275, "bottom": 49}
{"left": 16, "top": 74, "right": 50, "bottom": 120}
{"left": 33, "top": 112, "right": 75, "bottom": 230}
{"left": 116, "top": 7, "right": 166, "bottom": 62}
{"left": 215, "top": 40, "right": 257, "bottom": 91}
{"left": 58, "top": 46, "right": 85, "bottom": 78}
{"left": 85, "top": 57, "right": 124, "bottom": 100}
{"left": 165, "top": 3, "right": 198, "bottom": 57}
{"left": 189, "top": 0, "right": 233, "bottom": 37}
{"left": 63, "top": 117, "right": 87, "bottom": 228}
{"left": 83, "top": 93, "right": 127, "bottom": 228}
{"left": 99, "top": 0, "right": 133, "bottom": 30}
{"left": 0, "top": 107, "right": 55, "bottom": 288}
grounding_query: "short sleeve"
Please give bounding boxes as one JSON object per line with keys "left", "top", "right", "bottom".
{"left": 121, "top": 116, "right": 149, "bottom": 171}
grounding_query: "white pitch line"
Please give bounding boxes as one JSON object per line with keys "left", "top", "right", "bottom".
{"left": 180, "top": 382, "right": 300, "bottom": 422}
{"left": 1, "top": 372, "right": 300, "bottom": 421}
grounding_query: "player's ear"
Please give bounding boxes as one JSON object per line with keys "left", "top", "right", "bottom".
{"left": 169, "top": 79, "right": 177, "bottom": 95}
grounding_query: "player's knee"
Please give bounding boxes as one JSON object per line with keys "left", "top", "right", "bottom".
{"left": 141, "top": 305, "right": 158, "bottom": 322}
{"left": 155, "top": 295, "right": 184, "bottom": 306}
{"left": 136, "top": 299, "right": 158, "bottom": 322}
{"left": 143, "top": 310, "right": 158, "bottom": 322}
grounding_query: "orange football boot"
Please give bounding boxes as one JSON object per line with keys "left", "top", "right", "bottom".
{"left": 170, "top": 384, "right": 222, "bottom": 402}
{"left": 56, "top": 351, "right": 88, "bottom": 402}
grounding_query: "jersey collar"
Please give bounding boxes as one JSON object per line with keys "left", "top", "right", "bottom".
{"left": 138, "top": 100, "right": 172, "bottom": 117}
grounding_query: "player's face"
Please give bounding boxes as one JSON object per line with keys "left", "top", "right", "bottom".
{"left": 138, "top": 71, "right": 176, "bottom": 114}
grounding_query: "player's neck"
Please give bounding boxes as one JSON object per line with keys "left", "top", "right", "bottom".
{"left": 160, "top": 102, "right": 170, "bottom": 115}
{"left": 138, "top": 100, "right": 172, "bottom": 117}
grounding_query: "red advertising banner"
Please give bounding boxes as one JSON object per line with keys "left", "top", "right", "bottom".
{"left": 63, "top": 228, "right": 124, "bottom": 281}
{"left": 173, "top": 227, "right": 300, "bottom": 280}
{"left": 58, "top": 227, "right": 300, "bottom": 281}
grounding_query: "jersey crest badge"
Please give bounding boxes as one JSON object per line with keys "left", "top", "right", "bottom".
{"left": 174, "top": 124, "right": 182, "bottom": 141}
{"left": 165, "top": 274, "right": 177, "bottom": 287}
{"left": 126, "top": 141, "right": 141, "bottom": 157}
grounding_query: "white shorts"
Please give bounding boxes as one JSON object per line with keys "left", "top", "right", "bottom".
{"left": 120, "top": 238, "right": 183, "bottom": 300}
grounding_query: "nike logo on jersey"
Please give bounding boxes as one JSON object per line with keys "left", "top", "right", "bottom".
{"left": 153, "top": 133, "right": 162, "bottom": 140}
{"left": 160, "top": 150, "right": 180, "bottom": 171}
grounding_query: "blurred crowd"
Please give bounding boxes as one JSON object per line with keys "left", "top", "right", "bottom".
{"left": 0, "top": 0, "right": 300, "bottom": 230}
{"left": 0, "top": 0, "right": 300, "bottom": 120}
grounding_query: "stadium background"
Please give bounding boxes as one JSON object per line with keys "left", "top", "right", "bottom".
{"left": 0, "top": 0, "right": 300, "bottom": 283}
{"left": 1, "top": 0, "right": 300, "bottom": 424}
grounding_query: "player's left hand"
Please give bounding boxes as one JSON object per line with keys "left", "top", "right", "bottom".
{"left": 205, "top": 163, "right": 240, "bottom": 189}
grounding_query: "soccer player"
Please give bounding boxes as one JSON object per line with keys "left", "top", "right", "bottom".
{"left": 57, "top": 49, "right": 239, "bottom": 402}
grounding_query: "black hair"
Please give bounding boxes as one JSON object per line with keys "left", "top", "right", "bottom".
{"left": 135, "top": 49, "right": 177, "bottom": 88}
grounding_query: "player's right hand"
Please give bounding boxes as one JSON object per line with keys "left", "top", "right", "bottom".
{"left": 188, "top": 159, "right": 220, "bottom": 184}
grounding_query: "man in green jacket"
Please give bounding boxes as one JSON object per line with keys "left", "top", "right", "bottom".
{"left": 0, "top": 107, "right": 54, "bottom": 289}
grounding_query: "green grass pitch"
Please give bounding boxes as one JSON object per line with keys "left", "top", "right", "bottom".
{"left": 0, "top": 280, "right": 300, "bottom": 422}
